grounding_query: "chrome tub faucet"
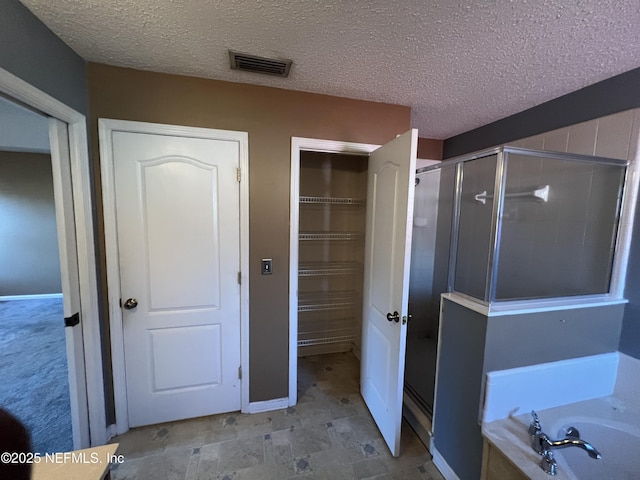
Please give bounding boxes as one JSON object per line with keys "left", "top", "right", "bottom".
{"left": 528, "top": 411, "right": 602, "bottom": 475}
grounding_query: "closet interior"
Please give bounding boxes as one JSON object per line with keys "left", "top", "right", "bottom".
{"left": 297, "top": 151, "right": 368, "bottom": 358}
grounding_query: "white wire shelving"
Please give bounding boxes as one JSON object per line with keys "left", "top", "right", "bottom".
{"left": 297, "top": 290, "right": 359, "bottom": 312}
{"left": 297, "top": 196, "right": 364, "bottom": 350}
{"left": 299, "top": 232, "right": 361, "bottom": 241}
{"left": 298, "top": 261, "right": 361, "bottom": 277}
{"left": 299, "top": 196, "right": 364, "bottom": 205}
{"left": 297, "top": 316, "right": 357, "bottom": 347}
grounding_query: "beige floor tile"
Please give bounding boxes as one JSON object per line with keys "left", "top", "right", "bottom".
{"left": 108, "top": 352, "right": 443, "bottom": 480}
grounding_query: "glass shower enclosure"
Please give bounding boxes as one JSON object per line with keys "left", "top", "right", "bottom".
{"left": 405, "top": 146, "right": 627, "bottom": 418}
{"left": 405, "top": 163, "right": 455, "bottom": 416}
{"left": 452, "top": 147, "right": 626, "bottom": 303}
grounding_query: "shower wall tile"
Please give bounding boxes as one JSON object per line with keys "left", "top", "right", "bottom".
{"left": 542, "top": 127, "right": 569, "bottom": 152}
{"left": 621, "top": 118, "right": 640, "bottom": 225}
{"left": 495, "top": 155, "right": 624, "bottom": 300}
{"left": 567, "top": 120, "right": 598, "bottom": 155}
{"left": 490, "top": 109, "right": 639, "bottom": 300}
{"left": 510, "top": 110, "right": 637, "bottom": 161}
{"left": 510, "top": 135, "right": 544, "bottom": 150}
{"left": 595, "top": 110, "right": 634, "bottom": 160}
{"left": 628, "top": 110, "right": 640, "bottom": 165}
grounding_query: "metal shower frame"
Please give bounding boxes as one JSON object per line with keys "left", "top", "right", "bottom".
{"left": 418, "top": 146, "right": 628, "bottom": 307}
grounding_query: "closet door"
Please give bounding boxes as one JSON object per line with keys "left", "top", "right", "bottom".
{"left": 361, "top": 129, "right": 417, "bottom": 456}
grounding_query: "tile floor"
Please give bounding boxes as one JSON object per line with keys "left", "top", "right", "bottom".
{"left": 109, "top": 352, "right": 444, "bottom": 480}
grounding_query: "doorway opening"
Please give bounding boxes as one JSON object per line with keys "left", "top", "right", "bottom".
{"left": 0, "top": 97, "right": 73, "bottom": 452}
{"left": 297, "top": 151, "right": 368, "bottom": 357}
{"left": 289, "top": 138, "right": 378, "bottom": 408}
{"left": 0, "top": 69, "right": 106, "bottom": 447}
{"left": 290, "top": 132, "right": 419, "bottom": 457}
{"left": 294, "top": 150, "right": 369, "bottom": 426}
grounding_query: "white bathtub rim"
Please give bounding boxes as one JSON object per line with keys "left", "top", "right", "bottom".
{"left": 549, "top": 415, "right": 640, "bottom": 439}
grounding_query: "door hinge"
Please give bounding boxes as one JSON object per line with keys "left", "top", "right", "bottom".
{"left": 64, "top": 312, "right": 80, "bottom": 327}
{"left": 238, "top": 366, "right": 242, "bottom": 380}
{"left": 238, "top": 272, "right": 242, "bottom": 284}
{"left": 236, "top": 168, "right": 241, "bottom": 182}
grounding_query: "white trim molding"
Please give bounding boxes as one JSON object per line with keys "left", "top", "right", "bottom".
{"left": 247, "top": 397, "right": 289, "bottom": 414}
{"left": 289, "top": 137, "right": 379, "bottom": 406}
{"left": 0, "top": 293, "right": 63, "bottom": 301}
{"left": 99, "top": 119, "right": 250, "bottom": 434}
{"left": 0, "top": 67, "right": 106, "bottom": 447}
{"left": 431, "top": 447, "right": 460, "bottom": 480}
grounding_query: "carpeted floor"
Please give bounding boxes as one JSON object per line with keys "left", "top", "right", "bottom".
{"left": 0, "top": 297, "right": 73, "bottom": 453}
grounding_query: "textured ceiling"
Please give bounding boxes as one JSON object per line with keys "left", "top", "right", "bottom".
{"left": 18, "top": 0, "right": 640, "bottom": 139}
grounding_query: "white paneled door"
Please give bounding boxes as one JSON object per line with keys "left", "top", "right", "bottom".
{"left": 361, "top": 129, "right": 417, "bottom": 456}
{"left": 108, "top": 124, "right": 244, "bottom": 427}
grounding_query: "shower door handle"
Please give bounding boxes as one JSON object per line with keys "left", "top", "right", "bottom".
{"left": 386, "top": 311, "right": 400, "bottom": 323}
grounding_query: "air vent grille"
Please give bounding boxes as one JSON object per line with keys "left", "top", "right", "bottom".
{"left": 229, "top": 50, "right": 292, "bottom": 77}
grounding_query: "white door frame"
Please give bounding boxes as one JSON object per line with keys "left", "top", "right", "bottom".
{"left": 288, "top": 137, "right": 379, "bottom": 406}
{"left": 99, "top": 119, "right": 250, "bottom": 434}
{"left": 0, "top": 68, "right": 107, "bottom": 446}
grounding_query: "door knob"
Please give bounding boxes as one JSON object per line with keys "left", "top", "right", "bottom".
{"left": 386, "top": 311, "right": 400, "bottom": 323}
{"left": 123, "top": 298, "right": 138, "bottom": 310}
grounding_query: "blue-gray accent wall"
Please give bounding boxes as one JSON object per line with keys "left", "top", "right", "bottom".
{"left": 435, "top": 299, "right": 624, "bottom": 479}
{"left": 0, "top": 0, "right": 87, "bottom": 114}
{"left": 442, "top": 68, "right": 640, "bottom": 361}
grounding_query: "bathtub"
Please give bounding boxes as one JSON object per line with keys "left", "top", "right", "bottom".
{"left": 550, "top": 418, "right": 640, "bottom": 480}
{"left": 482, "top": 396, "right": 640, "bottom": 480}
{"left": 481, "top": 354, "right": 640, "bottom": 480}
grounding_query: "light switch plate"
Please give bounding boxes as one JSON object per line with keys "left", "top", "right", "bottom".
{"left": 261, "top": 259, "right": 273, "bottom": 275}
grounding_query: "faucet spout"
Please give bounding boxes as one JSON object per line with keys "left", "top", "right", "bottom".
{"left": 543, "top": 437, "right": 602, "bottom": 459}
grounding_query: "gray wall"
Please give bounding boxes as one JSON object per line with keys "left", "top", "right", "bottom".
{"left": 0, "top": 0, "right": 87, "bottom": 115}
{"left": 434, "top": 299, "right": 624, "bottom": 480}
{"left": 0, "top": 151, "right": 61, "bottom": 296}
{"left": 433, "top": 300, "right": 487, "bottom": 480}
{"left": 620, "top": 205, "right": 640, "bottom": 358}
{"left": 484, "top": 304, "right": 624, "bottom": 372}
{"left": 442, "top": 68, "right": 640, "bottom": 361}
{"left": 0, "top": 96, "right": 51, "bottom": 152}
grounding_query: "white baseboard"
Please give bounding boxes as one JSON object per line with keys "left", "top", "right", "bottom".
{"left": 431, "top": 447, "right": 460, "bottom": 480}
{"left": 246, "top": 397, "right": 288, "bottom": 414}
{"left": 0, "top": 293, "right": 63, "bottom": 301}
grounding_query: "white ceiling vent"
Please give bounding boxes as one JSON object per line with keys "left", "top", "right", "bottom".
{"left": 229, "top": 50, "right": 292, "bottom": 77}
